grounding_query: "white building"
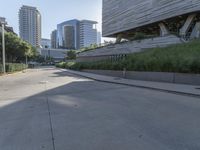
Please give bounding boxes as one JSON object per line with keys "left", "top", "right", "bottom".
{"left": 19, "top": 5, "right": 41, "bottom": 48}
{"left": 41, "top": 38, "right": 51, "bottom": 49}
{"left": 80, "top": 20, "right": 98, "bottom": 48}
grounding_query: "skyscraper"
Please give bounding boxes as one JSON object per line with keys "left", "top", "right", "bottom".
{"left": 56, "top": 19, "right": 98, "bottom": 50}
{"left": 80, "top": 20, "right": 97, "bottom": 48}
{"left": 57, "top": 19, "right": 80, "bottom": 49}
{"left": 19, "top": 5, "right": 41, "bottom": 48}
{"left": 63, "top": 25, "right": 75, "bottom": 49}
{"left": 51, "top": 30, "right": 57, "bottom": 49}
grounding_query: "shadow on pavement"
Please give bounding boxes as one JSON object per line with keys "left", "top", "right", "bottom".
{"left": 0, "top": 70, "right": 200, "bottom": 150}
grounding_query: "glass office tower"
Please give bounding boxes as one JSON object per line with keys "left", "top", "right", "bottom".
{"left": 57, "top": 19, "right": 80, "bottom": 49}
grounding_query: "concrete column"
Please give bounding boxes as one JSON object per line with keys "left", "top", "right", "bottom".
{"left": 179, "top": 14, "right": 196, "bottom": 37}
{"left": 159, "top": 23, "right": 169, "bottom": 36}
{"left": 116, "top": 34, "right": 122, "bottom": 43}
{"left": 190, "top": 22, "right": 200, "bottom": 39}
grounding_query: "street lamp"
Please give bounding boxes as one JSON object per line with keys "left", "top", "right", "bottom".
{"left": 0, "top": 17, "right": 7, "bottom": 74}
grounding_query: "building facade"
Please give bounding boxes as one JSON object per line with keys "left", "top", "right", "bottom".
{"left": 56, "top": 19, "right": 98, "bottom": 50}
{"left": 41, "top": 38, "right": 51, "bottom": 49}
{"left": 19, "top": 5, "right": 41, "bottom": 47}
{"left": 57, "top": 19, "right": 80, "bottom": 49}
{"left": 102, "top": 0, "right": 200, "bottom": 40}
{"left": 51, "top": 30, "right": 57, "bottom": 49}
{"left": 80, "top": 20, "right": 98, "bottom": 48}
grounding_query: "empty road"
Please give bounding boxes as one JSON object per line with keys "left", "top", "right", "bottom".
{"left": 0, "top": 67, "right": 200, "bottom": 150}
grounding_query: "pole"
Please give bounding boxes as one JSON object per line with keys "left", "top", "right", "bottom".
{"left": 2, "top": 24, "right": 6, "bottom": 74}
{"left": 26, "top": 55, "right": 27, "bottom": 65}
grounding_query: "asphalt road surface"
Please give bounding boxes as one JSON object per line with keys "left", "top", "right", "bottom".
{"left": 0, "top": 67, "right": 200, "bottom": 150}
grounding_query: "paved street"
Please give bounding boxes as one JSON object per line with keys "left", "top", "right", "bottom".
{"left": 0, "top": 67, "right": 200, "bottom": 150}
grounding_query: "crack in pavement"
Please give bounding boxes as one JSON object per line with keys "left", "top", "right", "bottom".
{"left": 44, "top": 82, "right": 56, "bottom": 150}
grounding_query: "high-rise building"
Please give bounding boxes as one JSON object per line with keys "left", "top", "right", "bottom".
{"left": 19, "top": 5, "right": 41, "bottom": 47}
{"left": 51, "top": 30, "right": 57, "bottom": 49}
{"left": 80, "top": 20, "right": 97, "bottom": 48}
{"left": 55, "top": 19, "right": 98, "bottom": 50}
{"left": 63, "top": 25, "right": 75, "bottom": 49}
{"left": 57, "top": 19, "right": 80, "bottom": 49}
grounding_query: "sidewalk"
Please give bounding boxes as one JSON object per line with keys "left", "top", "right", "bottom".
{"left": 64, "top": 69, "right": 200, "bottom": 97}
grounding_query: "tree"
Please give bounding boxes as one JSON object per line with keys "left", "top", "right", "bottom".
{"left": 0, "top": 32, "right": 38, "bottom": 63}
{"left": 65, "top": 50, "right": 76, "bottom": 60}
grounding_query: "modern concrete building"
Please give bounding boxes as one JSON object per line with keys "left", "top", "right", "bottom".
{"left": 41, "top": 38, "right": 51, "bottom": 49}
{"left": 80, "top": 20, "right": 98, "bottom": 48}
{"left": 51, "top": 30, "right": 57, "bottom": 49}
{"left": 57, "top": 19, "right": 80, "bottom": 49}
{"left": 19, "top": 5, "right": 41, "bottom": 47}
{"left": 77, "top": 0, "right": 200, "bottom": 62}
{"left": 102, "top": 0, "right": 200, "bottom": 41}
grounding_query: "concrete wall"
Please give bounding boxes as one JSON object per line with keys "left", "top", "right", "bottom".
{"left": 83, "top": 70, "right": 200, "bottom": 85}
{"left": 102, "top": 0, "right": 200, "bottom": 37}
{"left": 77, "top": 35, "right": 183, "bottom": 62}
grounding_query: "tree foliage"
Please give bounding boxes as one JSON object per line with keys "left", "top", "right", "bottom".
{"left": 65, "top": 50, "right": 76, "bottom": 60}
{"left": 0, "top": 32, "right": 38, "bottom": 63}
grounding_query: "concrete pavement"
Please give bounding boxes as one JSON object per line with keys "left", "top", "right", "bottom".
{"left": 0, "top": 67, "right": 200, "bottom": 150}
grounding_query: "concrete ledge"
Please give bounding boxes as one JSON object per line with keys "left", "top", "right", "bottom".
{"left": 83, "top": 70, "right": 200, "bottom": 85}
{"left": 64, "top": 69, "right": 200, "bottom": 98}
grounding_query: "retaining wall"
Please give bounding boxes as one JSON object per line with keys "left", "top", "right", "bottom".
{"left": 83, "top": 70, "right": 200, "bottom": 86}
{"left": 77, "top": 35, "right": 183, "bottom": 62}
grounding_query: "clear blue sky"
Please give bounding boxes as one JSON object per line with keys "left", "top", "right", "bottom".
{"left": 0, "top": 0, "right": 102, "bottom": 39}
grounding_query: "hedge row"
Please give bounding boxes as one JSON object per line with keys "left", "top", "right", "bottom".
{"left": 56, "top": 40, "right": 200, "bottom": 74}
{"left": 0, "top": 63, "right": 28, "bottom": 73}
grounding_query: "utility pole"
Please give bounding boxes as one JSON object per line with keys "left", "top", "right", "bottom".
{"left": 0, "top": 18, "right": 7, "bottom": 74}
{"left": 2, "top": 24, "right": 5, "bottom": 74}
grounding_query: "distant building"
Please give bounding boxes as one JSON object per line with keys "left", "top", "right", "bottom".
{"left": 57, "top": 19, "right": 80, "bottom": 49}
{"left": 0, "top": 17, "right": 15, "bottom": 33}
{"left": 63, "top": 25, "right": 75, "bottom": 49}
{"left": 38, "top": 48, "right": 68, "bottom": 62}
{"left": 55, "top": 19, "right": 98, "bottom": 50}
{"left": 41, "top": 38, "right": 51, "bottom": 49}
{"left": 97, "top": 32, "right": 101, "bottom": 45}
{"left": 80, "top": 20, "right": 98, "bottom": 48}
{"left": 51, "top": 30, "right": 57, "bottom": 49}
{"left": 19, "top": 5, "right": 41, "bottom": 47}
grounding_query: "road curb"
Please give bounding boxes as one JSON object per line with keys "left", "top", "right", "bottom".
{"left": 63, "top": 69, "right": 200, "bottom": 98}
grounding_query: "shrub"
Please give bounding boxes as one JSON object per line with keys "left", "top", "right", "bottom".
{"left": 56, "top": 40, "right": 200, "bottom": 74}
{"left": 0, "top": 63, "right": 27, "bottom": 73}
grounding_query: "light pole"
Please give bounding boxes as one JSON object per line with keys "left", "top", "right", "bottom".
{"left": 0, "top": 18, "right": 7, "bottom": 74}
